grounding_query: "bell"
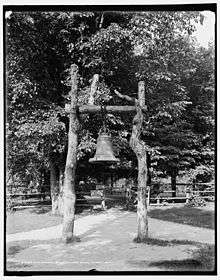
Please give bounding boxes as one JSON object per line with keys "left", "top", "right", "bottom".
{"left": 89, "top": 132, "right": 119, "bottom": 164}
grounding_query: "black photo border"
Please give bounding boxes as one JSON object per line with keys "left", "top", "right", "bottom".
{"left": 3, "top": 3, "right": 218, "bottom": 277}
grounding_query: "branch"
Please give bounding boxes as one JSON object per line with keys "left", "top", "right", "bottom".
{"left": 114, "top": 89, "right": 137, "bottom": 103}
{"left": 99, "top": 13, "right": 105, "bottom": 29}
{"left": 37, "top": 97, "right": 51, "bottom": 105}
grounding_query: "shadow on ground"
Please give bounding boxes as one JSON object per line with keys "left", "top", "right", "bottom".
{"left": 148, "top": 258, "right": 214, "bottom": 271}
{"left": 134, "top": 237, "right": 205, "bottom": 247}
{"left": 148, "top": 206, "right": 214, "bottom": 229}
{"left": 150, "top": 259, "right": 203, "bottom": 270}
{"left": 128, "top": 244, "right": 215, "bottom": 272}
{"left": 128, "top": 259, "right": 202, "bottom": 271}
{"left": 7, "top": 245, "right": 27, "bottom": 257}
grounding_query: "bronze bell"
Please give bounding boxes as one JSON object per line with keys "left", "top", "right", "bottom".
{"left": 89, "top": 132, "right": 119, "bottom": 164}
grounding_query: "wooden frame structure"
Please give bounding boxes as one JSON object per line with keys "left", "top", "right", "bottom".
{"left": 62, "top": 64, "right": 148, "bottom": 243}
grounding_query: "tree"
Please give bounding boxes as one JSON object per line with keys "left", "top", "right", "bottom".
{"left": 127, "top": 13, "right": 214, "bottom": 194}
{"left": 182, "top": 44, "right": 215, "bottom": 183}
{"left": 6, "top": 11, "right": 131, "bottom": 212}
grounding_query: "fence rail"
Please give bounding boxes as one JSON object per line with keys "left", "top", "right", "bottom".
{"left": 6, "top": 182, "right": 215, "bottom": 210}
{"left": 6, "top": 192, "right": 51, "bottom": 197}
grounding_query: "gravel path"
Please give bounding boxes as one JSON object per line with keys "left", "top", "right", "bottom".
{"left": 6, "top": 207, "right": 215, "bottom": 271}
{"left": 7, "top": 209, "right": 119, "bottom": 243}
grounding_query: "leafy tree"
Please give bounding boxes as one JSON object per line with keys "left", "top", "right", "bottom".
{"left": 6, "top": 11, "right": 132, "bottom": 212}
{"left": 182, "top": 44, "right": 215, "bottom": 183}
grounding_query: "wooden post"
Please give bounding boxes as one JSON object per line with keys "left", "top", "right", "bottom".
{"left": 130, "top": 81, "right": 148, "bottom": 242}
{"left": 157, "top": 196, "right": 160, "bottom": 206}
{"left": 88, "top": 74, "right": 99, "bottom": 105}
{"left": 185, "top": 185, "right": 191, "bottom": 204}
{"left": 171, "top": 170, "right": 177, "bottom": 197}
{"left": 62, "top": 64, "right": 80, "bottom": 243}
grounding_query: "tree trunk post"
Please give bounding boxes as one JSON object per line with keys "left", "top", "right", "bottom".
{"left": 130, "top": 81, "right": 148, "bottom": 242}
{"left": 57, "top": 167, "right": 64, "bottom": 215}
{"left": 88, "top": 74, "right": 99, "bottom": 105}
{"left": 147, "top": 186, "right": 150, "bottom": 206}
{"left": 62, "top": 64, "right": 80, "bottom": 243}
{"left": 147, "top": 152, "right": 151, "bottom": 185}
{"left": 50, "top": 161, "right": 59, "bottom": 215}
{"left": 171, "top": 169, "right": 177, "bottom": 197}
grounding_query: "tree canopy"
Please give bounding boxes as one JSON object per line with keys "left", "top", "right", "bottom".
{"left": 6, "top": 10, "right": 215, "bottom": 187}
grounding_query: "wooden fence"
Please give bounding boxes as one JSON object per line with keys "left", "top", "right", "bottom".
{"left": 6, "top": 182, "right": 215, "bottom": 210}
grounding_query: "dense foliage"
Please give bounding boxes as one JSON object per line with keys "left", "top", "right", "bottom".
{"left": 6, "top": 10, "right": 215, "bottom": 189}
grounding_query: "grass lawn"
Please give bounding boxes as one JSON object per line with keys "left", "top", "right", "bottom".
{"left": 6, "top": 205, "right": 108, "bottom": 234}
{"left": 7, "top": 203, "right": 215, "bottom": 235}
{"left": 148, "top": 204, "right": 215, "bottom": 229}
{"left": 6, "top": 206, "right": 63, "bottom": 234}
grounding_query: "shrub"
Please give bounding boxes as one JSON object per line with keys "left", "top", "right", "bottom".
{"left": 186, "top": 194, "right": 206, "bottom": 207}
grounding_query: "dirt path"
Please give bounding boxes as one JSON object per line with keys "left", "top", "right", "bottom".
{"left": 6, "top": 207, "right": 215, "bottom": 271}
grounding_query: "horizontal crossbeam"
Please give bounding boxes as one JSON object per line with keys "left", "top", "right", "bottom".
{"left": 65, "top": 104, "right": 148, "bottom": 114}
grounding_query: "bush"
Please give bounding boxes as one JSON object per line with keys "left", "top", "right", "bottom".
{"left": 189, "top": 165, "right": 214, "bottom": 183}
{"left": 186, "top": 194, "right": 206, "bottom": 207}
{"left": 6, "top": 197, "right": 15, "bottom": 213}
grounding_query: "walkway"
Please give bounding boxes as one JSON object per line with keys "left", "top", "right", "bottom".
{"left": 6, "top": 208, "right": 215, "bottom": 271}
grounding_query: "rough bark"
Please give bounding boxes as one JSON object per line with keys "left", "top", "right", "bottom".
{"left": 171, "top": 170, "right": 177, "bottom": 197}
{"left": 88, "top": 74, "right": 99, "bottom": 105}
{"left": 65, "top": 104, "right": 148, "bottom": 114}
{"left": 147, "top": 152, "right": 151, "bottom": 185}
{"left": 57, "top": 168, "right": 64, "bottom": 215}
{"left": 62, "top": 64, "right": 79, "bottom": 243}
{"left": 50, "top": 161, "right": 59, "bottom": 215}
{"left": 130, "top": 81, "right": 148, "bottom": 241}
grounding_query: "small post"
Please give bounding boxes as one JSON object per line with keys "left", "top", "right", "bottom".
{"left": 156, "top": 196, "right": 160, "bottom": 206}
{"left": 186, "top": 193, "right": 190, "bottom": 204}
{"left": 192, "top": 179, "right": 196, "bottom": 193}
{"left": 185, "top": 186, "right": 191, "bottom": 204}
{"left": 101, "top": 196, "right": 106, "bottom": 210}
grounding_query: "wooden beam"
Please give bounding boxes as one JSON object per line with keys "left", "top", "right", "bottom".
{"left": 88, "top": 74, "right": 99, "bottom": 105}
{"left": 65, "top": 104, "right": 148, "bottom": 114}
{"left": 79, "top": 105, "right": 140, "bottom": 113}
